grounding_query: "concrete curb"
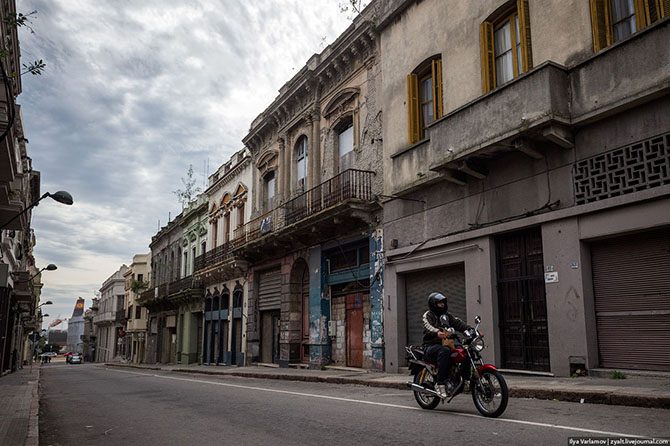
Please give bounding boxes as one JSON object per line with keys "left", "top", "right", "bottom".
{"left": 25, "top": 367, "right": 40, "bottom": 446}
{"left": 103, "top": 363, "right": 670, "bottom": 409}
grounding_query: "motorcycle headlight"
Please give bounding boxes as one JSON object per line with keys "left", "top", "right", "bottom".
{"left": 472, "top": 336, "right": 485, "bottom": 352}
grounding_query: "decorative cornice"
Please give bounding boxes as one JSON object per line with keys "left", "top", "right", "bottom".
{"left": 206, "top": 156, "right": 251, "bottom": 196}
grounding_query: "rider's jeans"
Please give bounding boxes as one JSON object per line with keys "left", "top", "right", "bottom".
{"left": 425, "top": 344, "right": 450, "bottom": 384}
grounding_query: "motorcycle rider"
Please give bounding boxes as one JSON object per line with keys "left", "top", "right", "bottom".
{"left": 422, "top": 292, "right": 472, "bottom": 398}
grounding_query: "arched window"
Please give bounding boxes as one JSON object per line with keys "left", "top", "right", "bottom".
{"left": 233, "top": 286, "right": 243, "bottom": 310}
{"left": 205, "top": 297, "right": 212, "bottom": 312}
{"left": 335, "top": 117, "right": 354, "bottom": 172}
{"left": 295, "top": 136, "right": 308, "bottom": 191}
{"left": 212, "top": 293, "right": 220, "bottom": 312}
{"left": 221, "top": 288, "right": 230, "bottom": 310}
{"left": 263, "top": 171, "right": 276, "bottom": 211}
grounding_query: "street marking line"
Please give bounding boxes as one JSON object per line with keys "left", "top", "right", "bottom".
{"left": 103, "top": 367, "right": 649, "bottom": 439}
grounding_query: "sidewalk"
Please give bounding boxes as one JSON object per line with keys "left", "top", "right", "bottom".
{"left": 104, "top": 362, "right": 670, "bottom": 409}
{"left": 0, "top": 365, "right": 40, "bottom": 446}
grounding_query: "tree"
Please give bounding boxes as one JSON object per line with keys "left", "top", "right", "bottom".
{"left": 2, "top": 10, "right": 46, "bottom": 77}
{"left": 338, "top": 0, "right": 371, "bottom": 20}
{"left": 173, "top": 164, "right": 202, "bottom": 209}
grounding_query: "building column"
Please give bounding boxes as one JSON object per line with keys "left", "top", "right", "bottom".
{"left": 311, "top": 110, "right": 321, "bottom": 187}
{"left": 277, "top": 136, "right": 285, "bottom": 199}
{"left": 283, "top": 134, "right": 291, "bottom": 199}
{"left": 308, "top": 246, "right": 329, "bottom": 368}
{"left": 369, "top": 229, "right": 384, "bottom": 371}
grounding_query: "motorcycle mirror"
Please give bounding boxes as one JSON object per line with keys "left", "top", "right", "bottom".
{"left": 474, "top": 315, "right": 481, "bottom": 324}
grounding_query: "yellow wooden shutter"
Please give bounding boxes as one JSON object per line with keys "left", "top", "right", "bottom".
{"left": 431, "top": 58, "right": 443, "bottom": 120}
{"left": 407, "top": 73, "right": 420, "bottom": 144}
{"left": 634, "top": 0, "right": 649, "bottom": 28}
{"left": 659, "top": 0, "right": 670, "bottom": 18}
{"left": 589, "top": 0, "right": 611, "bottom": 52}
{"left": 479, "top": 21, "right": 495, "bottom": 93}
{"left": 517, "top": 0, "right": 533, "bottom": 72}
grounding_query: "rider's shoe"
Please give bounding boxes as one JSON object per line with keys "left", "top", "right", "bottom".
{"left": 436, "top": 384, "right": 447, "bottom": 399}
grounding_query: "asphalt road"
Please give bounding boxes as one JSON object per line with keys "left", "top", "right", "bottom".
{"left": 39, "top": 363, "right": 670, "bottom": 446}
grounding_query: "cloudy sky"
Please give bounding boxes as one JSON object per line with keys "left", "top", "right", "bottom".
{"left": 17, "top": 0, "right": 358, "bottom": 328}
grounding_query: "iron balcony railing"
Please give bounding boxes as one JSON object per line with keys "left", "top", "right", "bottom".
{"left": 233, "top": 168, "right": 374, "bottom": 244}
{"left": 194, "top": 240, "right": 236, "bottom": 272}
{"left": 138, "top": 276, "right": 203, "bottom": 301}
{"left": 168, "top": 275, "right": 203, "bottom": 295}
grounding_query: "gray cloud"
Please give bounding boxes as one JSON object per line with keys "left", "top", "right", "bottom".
{"left": 17, "top": 1, "right": 352, "bottom": 328}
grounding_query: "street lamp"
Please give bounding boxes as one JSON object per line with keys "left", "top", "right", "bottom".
{"left": 23, "top": 264, "right": 58, "bottom": 283}
{"left": 37, "top": 300, "right": 53, "bottom": 308}
{"left": 0, "top": 190, "right": 74, "bottom": 229}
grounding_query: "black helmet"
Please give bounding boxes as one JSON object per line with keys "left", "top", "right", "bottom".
{"left": 428, "top": 292, "right": 448, "bottom": 315}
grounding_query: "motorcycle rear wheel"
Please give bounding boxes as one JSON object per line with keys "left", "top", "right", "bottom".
{"left": 471, "top": 370, "right": 508, "bottom": 418}
{"left": 413, "top": 369, "right": 441, "bottom": 410}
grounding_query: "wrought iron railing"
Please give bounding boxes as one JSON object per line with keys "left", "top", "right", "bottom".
{"left": 138, "top": 276, "right": 202, "bottom": 301}
{"left": 233, "top": 168, "right": 374, "bottom": 244}
{"left": 194, "top": 240, "right": 236, "bottom": 272}
{"left": 168, "top": 275, "right": 203, "bottom": 295}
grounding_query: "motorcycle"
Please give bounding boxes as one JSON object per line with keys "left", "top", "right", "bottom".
{"left": 405, "top": 315, "right": 509, "bottom": 418}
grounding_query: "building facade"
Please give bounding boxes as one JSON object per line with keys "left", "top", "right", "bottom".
{"left": 195, "top": 149, "right": 252, "bottom": 366}
{"left": 175, "top": 196, "right": 207, "bottom": 364}
{"left": 377, "top": 0, "right": 670, "bottom": 375}
{"left": 66, "top": 298, "right": 85, "bottom": 353}
{"left": 141, "top": 211, "right": 206, "bottom": 365}
{"left": 94, "top": 266, "right": 128, "bottom": 362}
{"left": 237, "top": 5, "right": 385, "bottom": 370}
{"left": 123, "top": 254, "right": 150, "bottom": 364}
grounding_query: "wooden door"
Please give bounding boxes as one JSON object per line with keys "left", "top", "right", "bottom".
{"left": 496, "top": 228, "right": 550, "bottom": 372}
{"left": 231, "top": 318, "right": 243, "bottom": 365}
{"left": 346, "top": 294, "right": 364, "bottom": 368}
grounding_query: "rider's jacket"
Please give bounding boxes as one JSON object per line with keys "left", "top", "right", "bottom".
{"left": 422, "top": 310, "right": 470, "bottom": 346}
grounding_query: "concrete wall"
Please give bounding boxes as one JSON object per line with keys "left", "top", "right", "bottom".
{"left": 384, "top": 237, "right": 497, "bottom": 373}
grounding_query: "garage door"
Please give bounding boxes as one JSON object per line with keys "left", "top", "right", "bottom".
{"left": 591, "top": 228, "right": 670, "bottom": 371}
{"left": 404, "top": 264, "right": 466, "bottom": 347}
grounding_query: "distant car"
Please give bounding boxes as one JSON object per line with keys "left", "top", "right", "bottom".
{"left": 44, "top": 352, "right": 58, "bottom": 357}
{"left": 69, "top": 354, "right": 82, "bottom": 364}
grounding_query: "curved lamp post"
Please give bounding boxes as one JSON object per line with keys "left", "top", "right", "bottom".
{"left": 37, "top": 300, "right": 53, "bottom": 308}
{"left": 18, "top": 264, "right": 58, "bottom": 284}
{"left": 1, "top": 190, "right": 73, "bottom": 229}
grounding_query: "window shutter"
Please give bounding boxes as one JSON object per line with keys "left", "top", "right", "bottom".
{"left": 479, "top": 21, "right": 495, "bottom": 93}
{"left": 406, "top": 74, "right": 420, "bottom": 144}
{"left": 634, "top": 0, "right": 649, "bottom": 28}
{"left": 659, "top": 0, "right": 670, "bottom": 18}
{"left": 517, "top": 0, "right": 533, "bottom": 72}
{"left": 589, "top": 0, "right": 611, "bottom": 52}
{"left": 431, "top": 58, "right": 444, "bottom": 120}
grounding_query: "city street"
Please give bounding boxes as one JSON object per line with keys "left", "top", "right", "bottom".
{"left": 39, "top": 364, "right": 670, "bottom": 446}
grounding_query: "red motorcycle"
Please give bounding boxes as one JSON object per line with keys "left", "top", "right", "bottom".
{"left": 405, "top": 315, "right": 509, "bottom": 418}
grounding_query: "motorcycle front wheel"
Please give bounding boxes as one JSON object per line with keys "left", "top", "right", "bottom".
{"left": 471, "top": 370, "right": 508, "bottom": 418}
{"left": 413, "top": 369, "right": 441, "bottom": 410}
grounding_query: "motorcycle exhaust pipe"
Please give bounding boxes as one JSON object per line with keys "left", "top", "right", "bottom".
{"left": 407, "top": 382, "right": 441, "bottom": 397}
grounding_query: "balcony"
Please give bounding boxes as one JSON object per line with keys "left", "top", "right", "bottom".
{"left": 391, "top": 20, "right": 670, "bottom": 194}
{"left": 194, "top": 240, "right": 243, "bottom": 286}
{"left": 126, "top": 318, "right": 147, "bottom": 332}
{"left": 137, "top": 276, "right": 204, "bottom": 311}
{"left": 93, "top": 310, "right": 124, "bottom": 326}
{"left": 11, "top": 272, "right": 35, "bottom": 304}
{"left": 233, "top": 169, "right": 378, "bottom": 260}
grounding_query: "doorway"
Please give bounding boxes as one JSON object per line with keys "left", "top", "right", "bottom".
{"left": 496, "top": 228, "right": 550, "bottom": 372}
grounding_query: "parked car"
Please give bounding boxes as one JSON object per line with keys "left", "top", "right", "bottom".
{"left": 69, "top": 354, "right": 82, "bottom": 364}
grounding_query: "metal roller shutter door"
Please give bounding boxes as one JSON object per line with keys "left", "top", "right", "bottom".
{"left": 258, "top": 268, "right": 282, "bottom": 311}
{"left": 591, "top": 228, "right": 670, "bottom": 371}
{"left": 405, "top": 264, "right": 466, "bottom": 347}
